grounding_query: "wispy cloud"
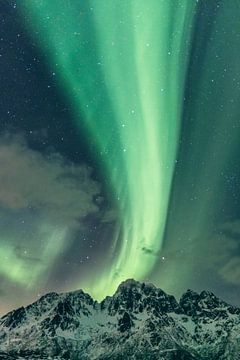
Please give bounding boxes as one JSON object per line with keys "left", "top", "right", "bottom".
{"left": 0, "top": 133, "right": 102, "bottom": 291}
{"left": 0, "top": 133, "right": 100, "bottom": 224}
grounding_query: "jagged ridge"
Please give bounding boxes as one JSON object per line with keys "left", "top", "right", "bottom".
{"left": 0, "top": 279, "right": 239, "bottom": 359}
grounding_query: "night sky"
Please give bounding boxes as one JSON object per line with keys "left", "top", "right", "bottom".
{"left": 0, "top": 0, "right": 240, "bottom": 315}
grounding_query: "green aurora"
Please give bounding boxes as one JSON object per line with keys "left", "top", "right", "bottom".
{"left": 19, "top": 0, "right": 197, "bottom": 299}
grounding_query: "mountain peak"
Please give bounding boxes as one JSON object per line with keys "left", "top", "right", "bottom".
{"left": 116, "top": 278, "right": 142, "bottom": 289}
{"left": 115, "top": 278, "right": 157, "bottom": 294}
{"left": 0, "top": 280, "right": 239, "bottom": 359}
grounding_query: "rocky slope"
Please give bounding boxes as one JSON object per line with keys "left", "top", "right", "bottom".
{"left": 0, "top": 279, "right": 240, "bottom": 359}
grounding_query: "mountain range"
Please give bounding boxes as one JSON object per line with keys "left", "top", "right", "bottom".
{"left": 0, "top": 279, "right": 240, "bottom": 359}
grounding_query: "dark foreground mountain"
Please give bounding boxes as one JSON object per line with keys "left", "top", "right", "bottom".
{"left": 0, "top": 279, "right": 239, "bottom": 359}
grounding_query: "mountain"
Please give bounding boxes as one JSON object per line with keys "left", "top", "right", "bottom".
{"left": 0, "top": 279, "right": 240, "bottom": 359}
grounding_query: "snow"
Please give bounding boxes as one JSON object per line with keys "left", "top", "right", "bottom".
{"left": 0, "top": 279, "right": 240, "bottom": 359}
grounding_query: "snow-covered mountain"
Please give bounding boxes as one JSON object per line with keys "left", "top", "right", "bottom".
{"left": 0, "top": 279, "right": 240, "bottom": 359}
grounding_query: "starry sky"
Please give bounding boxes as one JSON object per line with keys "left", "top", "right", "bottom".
{"left": 0, "top": 0, "right": 240, "bottom": 315}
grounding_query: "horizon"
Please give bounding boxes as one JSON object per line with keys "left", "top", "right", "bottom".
{"left": 1, "top": 278, "right": 239, "bottom": 318}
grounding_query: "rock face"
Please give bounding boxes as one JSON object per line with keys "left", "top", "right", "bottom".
{"left": 0, "top": 279, "right": 240, "bottom": 359}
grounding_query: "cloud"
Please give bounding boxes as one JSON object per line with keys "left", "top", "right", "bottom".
{"left": 189, "top": 220, "right": 240, "bottom": 286}
{"left": 0, "top": 133, "right": 103, "bottom": 291}
{"left": 219, "top": 257, "right": 240, "bottom": 285}
{"left": 100, "top": 209, "right": 118, "bottom": 223}
{"left": 0, "top": 133, "right": 100, "bottom": 224}
{"left": 141, "top": 246, "right": 159, "bottom": 256}
{"left": 213, "top": 221, "right": 240, "bottom": 285}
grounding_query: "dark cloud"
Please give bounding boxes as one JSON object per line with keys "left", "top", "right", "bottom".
{"left": 219, "top": 257, "right": 240, "bottom": 285}
{"left": 0, "top": 133, "right": 104, "bottom": 312}
{"left": 180, "top": 221, "right": 240, "bottom": 287}
{"left": 0, "top": 133, "right": 100, "bottom": 225}
{"left": 215, "top": 221, "right": 240, "bottom": 285}
{"left": 141, "top": 247, "right": 159, "bottom": 256}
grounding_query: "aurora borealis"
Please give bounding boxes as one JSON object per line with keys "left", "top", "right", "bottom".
{"left": 0, "top": 0, "right": 240, "bottom": 314}
{"left": 19, "top": 0, "right": 197, "bottom": 298}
